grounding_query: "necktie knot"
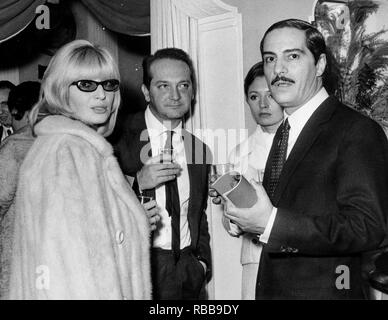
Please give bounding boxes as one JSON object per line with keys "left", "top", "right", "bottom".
{"left": 282, "top": 118, "right": 290, "bottom": 133}
{"left": 264, "top": 118, "right": 291, "bottom": 201}
{"left": 277, "top": 119, "right": 290, "bottom": 146}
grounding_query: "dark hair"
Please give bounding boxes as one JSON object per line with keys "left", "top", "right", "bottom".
{"left": 7, "top": 81, "right": 41, "bottom": 121}
{"left": 0, "top": 80, "right": 15, "bottom": 91}
{"left": 260, "top": 19, "right": 326, "bottom": 65}
{"left": 142, "top": 48, "right": 197, "bottom": 98}
{"left": 244, "top": 61, "right": 264, "bottom": 97}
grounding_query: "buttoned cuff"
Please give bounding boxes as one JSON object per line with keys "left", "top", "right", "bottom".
{"left": 258, "top": 206, "right": 277, "bottom": 244}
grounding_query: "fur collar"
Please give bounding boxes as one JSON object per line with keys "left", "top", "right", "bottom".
{"left": 34, "top": 115, "right": 113, "bottom": 156}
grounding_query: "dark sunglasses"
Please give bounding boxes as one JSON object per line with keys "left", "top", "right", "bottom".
{"left": 71, "top": 79, "right": 120, "bottom": 92}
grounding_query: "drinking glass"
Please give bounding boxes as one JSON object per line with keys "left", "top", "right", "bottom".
{"left": 138, "top": 195, "right": 153, "bottom": 204}
{"left": 209, "top": 163, "right": 234, "bottom": 185}
{"left": 159, "top": 148, "right": 176, "bottom": 164}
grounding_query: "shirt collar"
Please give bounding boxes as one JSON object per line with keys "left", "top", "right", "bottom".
{"left": 144, "top": 106, "right": 183, "bottom": 140}
{"left": 285, "top": 87, "right": 329, "bottom": 134}
{"left": 254, "top": 125, "right": 264, "bottom": 135}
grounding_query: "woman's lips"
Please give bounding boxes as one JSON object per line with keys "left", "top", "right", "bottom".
{"left": 91, "top": 106, "right": 108, "bottom": 114}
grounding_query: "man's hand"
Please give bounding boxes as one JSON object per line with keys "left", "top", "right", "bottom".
{"left": 208, "top": 187, "right": 223, "bottom": 205}
{"left": 142, "top": 200, "right": 161, "bottom": 231}
{"left": 137, "top": 155, "right": 181, "bottom": 190}
{"left": 224, "top": 180, "right": 273, "bottom": 234}
{"left": 208, "top": 174, "right": 236, "bottom": 205}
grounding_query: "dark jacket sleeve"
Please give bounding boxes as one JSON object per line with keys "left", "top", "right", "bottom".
{"left": 195, "top": 143, "right": 213, "bottom": 281}
{"left": 197, "top": 162, "right": 212, "bottom": 281}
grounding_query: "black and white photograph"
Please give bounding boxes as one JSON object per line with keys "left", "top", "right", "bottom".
{"left": 1, "top": 0, "right": 388, "bottom": 310}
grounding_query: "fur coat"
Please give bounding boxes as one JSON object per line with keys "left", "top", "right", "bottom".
{"left": 8, "top": 115, "right": 151, "bottom": 300}
{"left": 0, "top": 125, "right": 35, "bottom": 299}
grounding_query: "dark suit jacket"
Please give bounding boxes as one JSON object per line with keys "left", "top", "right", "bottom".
{"left": 113, "top": 111, "right": 212, "bottom": 280}
{"left": 258, "top": 96, "right": 388, "bottom": 299}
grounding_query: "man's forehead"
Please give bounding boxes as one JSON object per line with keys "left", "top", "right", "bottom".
{"left": 263, "top": 27, "right": 307, "bottom": 53}
{"left": 150, "top": 59, "right": 191, "bottom": 78}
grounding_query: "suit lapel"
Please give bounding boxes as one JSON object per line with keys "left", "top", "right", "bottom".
{"left": 183, "top": 130, "right": 204, "bottom": 229}
{"left": 272, "top": 96, "right": 338, "bottom": 205}
{"left": 184, "top": 130, "right": 195, "bottom": 219}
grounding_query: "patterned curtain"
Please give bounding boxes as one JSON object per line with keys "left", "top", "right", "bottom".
{"left": 80, "top": 0, "right": 150, "bottom": 36}
{"left": 0, "top": 0, "right": 46, "bottom": 43}
{"left": 0, "top": 0, "right": 150, "bottom": 43}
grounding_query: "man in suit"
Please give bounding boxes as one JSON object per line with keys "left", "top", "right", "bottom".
{"left": 114, "top": 48, "right": 212, "bottom": 300}
{"left": 224, "top": 19, "right": 388, "bottom": 299}
{"left": 0, "top": 81, "right": 15, "bottom": 143}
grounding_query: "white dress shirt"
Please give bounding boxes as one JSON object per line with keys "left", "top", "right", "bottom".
{"left": 260, "top": 88, "right": 329, "bottom": 244}
{"left": 144, "top": 106, "right": 191, "bottom": 250}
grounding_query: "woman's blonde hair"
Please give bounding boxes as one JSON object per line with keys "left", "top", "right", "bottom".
{"left": 30, "top": 39, "right": 121, "bottom": 137}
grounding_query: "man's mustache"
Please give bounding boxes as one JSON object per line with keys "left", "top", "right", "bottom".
{"left": 271, "top": 75, "right": 295, "bottom": 86}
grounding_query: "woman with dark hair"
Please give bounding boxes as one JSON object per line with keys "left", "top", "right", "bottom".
{"left": 222, "top": 62, "right": 283, "bottom": 299}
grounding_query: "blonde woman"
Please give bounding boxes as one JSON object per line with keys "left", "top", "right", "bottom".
{"left": 8, "top": 40, "right": 151, "bottom": 300}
